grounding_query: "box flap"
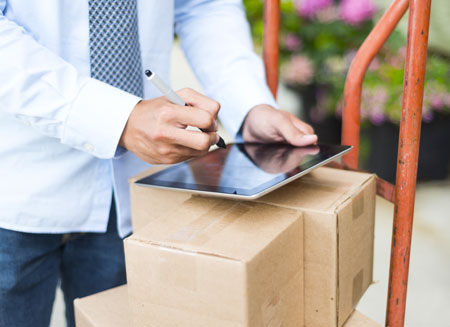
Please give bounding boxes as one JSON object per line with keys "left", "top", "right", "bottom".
{"left": 74, "top": 285, "right": 130, "bottom": 327}
{"left": 129, "top": 196, "right": 302, "bottom": 262}
{"left": 343, "top": 310, "right": 381, "bottom": 327}
{"left": 129, "top": 165, "right": 192, "bottom": 231}
{"left": 256, "top": 167, "right": 374, "bottom": 213}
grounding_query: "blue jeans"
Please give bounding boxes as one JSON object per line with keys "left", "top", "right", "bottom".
{"left": 0, "top": 202, "right": 127, "bottom": 327}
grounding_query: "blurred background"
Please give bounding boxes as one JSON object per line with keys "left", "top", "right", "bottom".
{"left": 51, "top": 1, "right": 450, "bottom": 326}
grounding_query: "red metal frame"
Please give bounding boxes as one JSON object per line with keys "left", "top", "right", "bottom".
{"left": 263, "top": 0, "right": 280, "bottom": 98}
{"left": 262, "top": 0, "right": 433, "bottom": 326}
{"left": 386, "top": 1, "right": 432, "bottom": 325}
{"left": 341, "top": 0, "right": 409, "bottom": 170}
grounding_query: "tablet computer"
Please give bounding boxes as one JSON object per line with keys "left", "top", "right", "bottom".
{"left": 135, "top": 143, "right": 351, "bottom": 200}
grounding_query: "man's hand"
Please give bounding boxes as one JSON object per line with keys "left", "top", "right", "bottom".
{"left": 242, "top": 104, "right": 318, "bottom": 146}
{"left": 119, "top": 88, "right": 220, "bottom": 164}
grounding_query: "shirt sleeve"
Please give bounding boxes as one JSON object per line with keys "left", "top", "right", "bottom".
{"left": 0, "top": 9, "right": 140, "bottom": 159}
{"left": 174, "top": 0, "right": 278, "bottom": 138}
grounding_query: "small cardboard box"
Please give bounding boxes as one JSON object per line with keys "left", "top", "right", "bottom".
{"left": 125, "top": 197, "right": 304, "bottom": 327}
{"left": 129, "top": 167, "right": 376, "bottom": 327}
{"left": 74, "top": 285, "right": 130, "bottom": 327}
{"left": 74, "top": 285, "right": 381, "bottom": 327}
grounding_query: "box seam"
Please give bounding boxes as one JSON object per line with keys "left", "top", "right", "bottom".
{"left": 125, "top": 238, "right": 243, "bottom": 263}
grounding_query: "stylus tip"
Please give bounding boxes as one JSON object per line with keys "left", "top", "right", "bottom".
{"left": 144, "top": 70, "right": 152, "bottom": 77}
{"left": 217, "top": 137, "right": 226, "bottom": 149}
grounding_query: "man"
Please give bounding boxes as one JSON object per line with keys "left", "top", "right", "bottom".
{"left": 0, "top": 1, "right": 317, "bottom": 326}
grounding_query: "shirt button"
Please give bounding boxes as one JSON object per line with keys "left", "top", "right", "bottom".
{"left": 83, "top": 143, "right": 94, "bottom": 152}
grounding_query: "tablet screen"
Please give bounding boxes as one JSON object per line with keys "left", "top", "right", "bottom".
{"left": 136, "top": 143, "right": 351, "bottom": 198}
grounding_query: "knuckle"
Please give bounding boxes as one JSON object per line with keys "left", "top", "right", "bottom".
{"left": 158, "top": 146, "right": 171, "bottom": 157}
{"left": 212, "top": 100, "right": 221, "bottom": 112}
{"left": 275, "top": 111, "right": 288, "bottom": 124}
{"left": 151, "top": 127, "right": 168, "bottom": 142}
{"left": 159, "top": 106, "right": 176, "bottom": 121}
{"left": 202, "top": 111, "right": 214, "bottom": 127}
{"left": 198, "top": 135, "right": 211, "bottom": 150}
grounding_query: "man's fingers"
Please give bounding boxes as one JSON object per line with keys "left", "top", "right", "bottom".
{"left": 168, "top": 145, "right": 208, "bottom": 161}
{"left": 278, "top": 116, "right": 318, "bottom": 146}
{"left": 171, "top": 128, "right": 219, "bottom": 151}
{"left": 289, "top": 113, "right": 315, "bottom": 135}
{"left": 170, "top": 105, "right": 217, "bottom": 131}
{"left": 177, "top": 88, "right": 220, "bottom": 118}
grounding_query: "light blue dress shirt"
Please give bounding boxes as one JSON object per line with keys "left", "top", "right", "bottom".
{"left": 0, "top": 0, "right": 277, "bottom": 237}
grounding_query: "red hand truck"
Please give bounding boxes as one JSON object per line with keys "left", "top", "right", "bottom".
{"left": 262, "top": 1, "right": 432, "bottom": 326}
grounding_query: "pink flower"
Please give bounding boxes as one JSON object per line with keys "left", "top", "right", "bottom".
{"left": 361, "top": 86, "right": 388, "bottom": 125}
{"left": 430, "top": 94, "right": 445, "bottom": 111}
{"left": 284, "top": 34, "right": 302, "bottom": 51}
{"left": 340, "top": 0, "right": 377, "bottom": 25}
{"left": 296, "top": 0, "right": 332, "bottom": 18}
{"left": 316, "top": 5, "right": 340, "bottom": 23}
{"left": 282, "top": 55, "right": 315, "bottom": 85}
{"left": 422, "top": 108, "right": 434, "bottom": 123}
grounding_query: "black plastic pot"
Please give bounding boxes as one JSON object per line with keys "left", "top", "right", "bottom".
{"left": 296, "top": 84, "right": 342, "bottom": 144}
{"left": 366, "top": 113, "right": 450, "bottom": 183}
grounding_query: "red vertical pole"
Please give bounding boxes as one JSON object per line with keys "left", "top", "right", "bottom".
{"left": 263, "top": 0, "right": 280, "bottom": 99}
{"left": 386, "top": 0, "right": 432, "bottom": 326}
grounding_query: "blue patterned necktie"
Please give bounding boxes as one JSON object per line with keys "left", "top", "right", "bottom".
{"left": 88, "top": 0, "right": 144, "bottom": 98}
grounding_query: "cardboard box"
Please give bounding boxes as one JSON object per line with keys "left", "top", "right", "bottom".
{"left": 129, "top": 167, "right": 376, "bottom": 327}
{"left": 74, "top": 284, "right": 381, "bottom": 327}
{"left": 125, "top": 197, "right": 304, "bottom": 327}
{"left": 74, "top": 285, "right": 130, "bottom": 327}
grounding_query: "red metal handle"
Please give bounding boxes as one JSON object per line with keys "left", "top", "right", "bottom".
{"left": 386, "top": 0, "right": 432, "bottom": 326}
{"left": 341, "top": 0, "right": 409, "bottom": 169}
{"left": 263, "top": 0, "right": 280, "bottom": 99}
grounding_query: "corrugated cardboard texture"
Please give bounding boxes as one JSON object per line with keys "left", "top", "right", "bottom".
{"left": 74, "top": 285, "right": 130, "bottom": 327}
{"left": 125, "top": 198, "right": 304, "bottom": 327}
{"left": 129, "top": 165, "right": 192, "bottom": 231}
{"left": 336, "top": 182, "right": 376, "bottom": 326}
{"left": 75, "top": 284, "right": 380, "bottom": 327}
{"left": 129, "top": 166, "right": 376, "bottom": 327}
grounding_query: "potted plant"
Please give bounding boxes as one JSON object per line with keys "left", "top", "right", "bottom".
{"left": 244, "top": 0, "right": 450, "bottom": 182}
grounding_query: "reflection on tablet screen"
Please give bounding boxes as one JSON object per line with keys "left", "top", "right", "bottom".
{"left": 137, "top": 143, "right": 350, "bottom": 197}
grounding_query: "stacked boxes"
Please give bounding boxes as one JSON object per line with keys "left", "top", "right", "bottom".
{"left": 74, "top": 285, "right": 381, "bottom": 327}
{"left": 75, "top": 166, "right": 377, "bottom": 327}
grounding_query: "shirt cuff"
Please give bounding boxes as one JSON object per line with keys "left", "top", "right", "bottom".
{"left": 62, "top": 78, "right": 141, "bottom": 159}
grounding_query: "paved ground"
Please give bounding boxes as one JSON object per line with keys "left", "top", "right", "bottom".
{"left": 50, "top": 44, "right": 450, "bottom": 326}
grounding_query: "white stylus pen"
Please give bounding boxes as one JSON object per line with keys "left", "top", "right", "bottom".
{"left": 144, "top": 69, "right": 226, "bottom": 149}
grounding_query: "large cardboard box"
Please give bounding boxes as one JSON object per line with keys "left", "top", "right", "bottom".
{"left": 125, "top": 197, "right": 304, "bottom": 327}
{"left": 129, "top": 167, "right": 376, "bottom": 327}
{"left": 74, "top": 285, "right": 381, "bottom": 327}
